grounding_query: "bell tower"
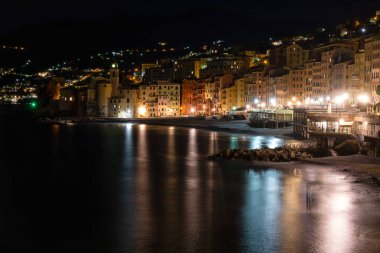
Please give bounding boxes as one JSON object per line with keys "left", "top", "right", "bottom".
{"left": 110, "top": 63, "right": 120, "bottom": 96}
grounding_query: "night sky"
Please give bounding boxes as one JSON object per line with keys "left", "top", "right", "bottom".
{"left": 1, "top": 0, "right": 379, "bottom": 36}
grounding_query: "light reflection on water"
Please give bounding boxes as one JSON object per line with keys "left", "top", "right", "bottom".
{"left": 2, "top": 123, "right": 380, "bottom": 253}
{"left": 242, "top": 170, "right": 282, "bottom": 253}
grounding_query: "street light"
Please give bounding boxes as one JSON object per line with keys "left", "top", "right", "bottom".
{"left": 335, "top": 95, "right": 344, "bottom": 104}
{"left": 270, "top": 98, "right": 276, "bottom": 107}
{"left": 357, "top": 94, "right": 370, "bottom": 104}
{"left": 138, "top": 106, "right": 146, "bottom": 116}
{"left": 357, "top": 94, "right": 371, "bottom": 113}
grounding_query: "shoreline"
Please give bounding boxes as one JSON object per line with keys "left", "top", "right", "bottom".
{"left": 55, "top": 117, "right": 380, "bottom": 185}
{"left": 217, "top": 154, "right": 380, "bottom": 187}
{"left": 56, "top": 117, "right": 308, "bottom": 143}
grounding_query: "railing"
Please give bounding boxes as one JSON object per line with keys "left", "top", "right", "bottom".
{"left": 308, "top": 126, "right": 338, "bottom": 133}
{"left": 355, "top": 129, "right": 380, "bottom": 139}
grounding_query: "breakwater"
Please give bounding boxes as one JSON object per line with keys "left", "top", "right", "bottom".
{"left": 209, "top": 146, "right": 313, "bottom": 162}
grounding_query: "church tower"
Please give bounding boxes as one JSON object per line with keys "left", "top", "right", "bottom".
{"left": 110, "top": 63, "right": 120, "bottom": 97}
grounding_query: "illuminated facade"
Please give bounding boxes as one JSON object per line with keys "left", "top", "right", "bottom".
{"left": 137, "top": 81, "right": 180, "bottom": 117}
{"left": 181, "top": 78, "right": 197, "bottom": 115}
{"left": 108, "top": 88, "right": 138, "bottom": 118}
{"left": 364, "top": 35, "right": 380, "bottom": 103}
{"left": 245, "top": 70, "right": 264, "bottom": 106}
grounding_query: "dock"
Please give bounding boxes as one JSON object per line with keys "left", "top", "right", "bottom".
{"left": 248, "top": 109, "right": 293, "bottom": 128}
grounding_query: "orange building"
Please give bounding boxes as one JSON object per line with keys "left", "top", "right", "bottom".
{"left": 181, "top": 78, "right": 197, "bottom": 115}
{"left": 181, "top": 78, "right": 208, "bottom": 115}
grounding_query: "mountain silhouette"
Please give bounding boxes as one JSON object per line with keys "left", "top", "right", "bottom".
{"left": 0, "top": 6, "right": 318, "bottom": 70}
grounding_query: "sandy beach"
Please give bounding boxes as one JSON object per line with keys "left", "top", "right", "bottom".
{"left": 225, "top": 155, "right": 380, "bottom": 190}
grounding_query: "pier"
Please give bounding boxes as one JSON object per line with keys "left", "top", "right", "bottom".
{"left": 248, "top": 109, "right": 293, "bottom": 128}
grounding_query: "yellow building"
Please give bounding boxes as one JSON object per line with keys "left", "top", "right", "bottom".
{"left": 138, "top": 83, "right": 158, "bottom": 117}
{"left": 137, "top": 81, "right": 180, "bottom": 117}
{"left": 219, "top": 84, "right": 237, "bottom": 114}
{"left": 347, "top": 50, "right": 366, "bottom": 104}
{"left": 204, "top": 78, "right": 218, "bottom": 113}
{"left": 364, "top": 35, "right": 380, "bottom": 103}
{"left": 235, "top": 78, "right": 246, "bottom": 108}
{"left": 108, "top": 87, "right": 139, "bottom": 118}
{"left": 217, "top": 76, "right": 247, "bottom": 114}
{"left": 244, "top": 70, "right": 264, "bottom": 106}
{"left": 288, "top": 68, "right": 306, "bottom": 104}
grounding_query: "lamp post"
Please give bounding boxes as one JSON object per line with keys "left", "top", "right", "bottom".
{"left": 190, "top": 107, "right": 195, "bottom": 116}
{"left": 357, "top": 94, "right": 370, "bottom": 113}
{"left": 334, "top": 95, "right": 346, "bottom": 114}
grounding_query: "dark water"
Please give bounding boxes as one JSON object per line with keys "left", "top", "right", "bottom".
{"left": 1, "top": 123, "right": 380, "bottom": 253}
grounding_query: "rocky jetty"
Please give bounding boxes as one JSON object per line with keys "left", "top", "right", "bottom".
{"left": 209, "top": 146, "right": 313, "bottom": 162}
{"left": 334, "top": 139, "right": 360, "bottom": 156}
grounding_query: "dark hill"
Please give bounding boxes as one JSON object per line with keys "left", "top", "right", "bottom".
{"left": 0, "top": 6, "right": 318, "bottom": 70}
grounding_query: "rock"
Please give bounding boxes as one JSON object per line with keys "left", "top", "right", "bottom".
{"left": 334, "top": 140, "right": 360, "bottom": 156}
{"left": 209, "top": 147, "right": 312, "bottom": 162}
